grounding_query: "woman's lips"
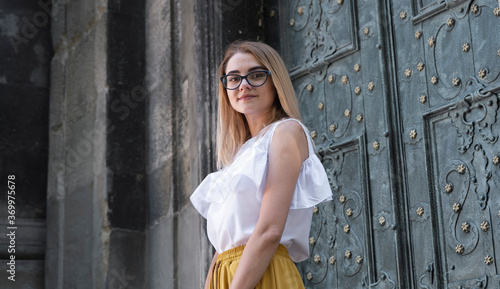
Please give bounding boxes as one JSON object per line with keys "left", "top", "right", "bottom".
{"left": 238, "top": 94, "right": 257, "bottom": 101}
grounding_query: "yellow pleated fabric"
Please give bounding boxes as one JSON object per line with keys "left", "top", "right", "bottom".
{"left": 211, "top": 244, "right": 305, "bottom": 289}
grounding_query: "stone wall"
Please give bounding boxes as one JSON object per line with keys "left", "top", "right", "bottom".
{"left": 0, "top": 0, "right": 52, "bottom": 287}
{"left": 1, "top": 0, "right": 268, "bottom": 288}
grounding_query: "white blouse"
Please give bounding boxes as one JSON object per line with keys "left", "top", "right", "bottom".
{"left": 190, "top": 118, "right": 332, "bottom": 262}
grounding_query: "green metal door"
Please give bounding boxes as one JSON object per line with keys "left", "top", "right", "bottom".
{"left": 272, "top": 0, "right": 500, "bottom": 287}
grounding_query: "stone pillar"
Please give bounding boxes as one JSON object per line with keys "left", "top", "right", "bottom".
{"left": 46, "top": 0, "right": 111, "bottom": 288}
{"left": 145, "top": 0, "right": 221, "bottom": 288}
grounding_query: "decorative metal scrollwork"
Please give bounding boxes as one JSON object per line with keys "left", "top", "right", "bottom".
{"left": 440, "top": 160, "right": 480, "bottom": 256}
{"left": 364, "top": 271, "right": 396, "bottom": 288}
{"left": 448, "top": 77, "right": 498, "bottom": 153}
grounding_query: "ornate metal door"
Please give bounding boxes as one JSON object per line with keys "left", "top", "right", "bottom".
{"left": 273, "top": 0, "right": 500, "bottom": 288}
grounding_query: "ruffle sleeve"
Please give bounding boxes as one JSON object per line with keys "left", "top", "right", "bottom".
{"left": 289, "top": 154, "right": 333, "bottom": 209}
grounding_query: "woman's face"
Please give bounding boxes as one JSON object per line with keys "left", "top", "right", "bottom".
{"left": 224, "top": 52, "right": 277, "bottom": 120}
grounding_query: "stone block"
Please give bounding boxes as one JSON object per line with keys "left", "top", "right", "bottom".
{"left": 107, "top": 170, "right": 146, "bottom": 231}
{"left": 0, "top": 7, "right": 52, "bottom": 86}
{"left": 107, "top": 229, "right": 145, "bottom": 289}
{"left": 107, "top": 87, "right": 146, "bottom": 174}
{"left": 148, "top": 216, "right": 175, "bottom": 289}
{"left": 107, "top": 11, "right": 145, "bottom": 91}
{"left": 147, "top": 162, "right": 172, "bottom": 225}
{"left": 176, "top": 206, "right": 207, "bottom": 289}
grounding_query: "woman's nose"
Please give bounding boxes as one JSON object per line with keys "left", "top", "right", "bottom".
{"left": 239, "top": 78, "right": 252, "bottom": 90}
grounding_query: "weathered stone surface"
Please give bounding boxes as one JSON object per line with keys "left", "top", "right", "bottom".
{"left": 46, "top": 1, "right": 109, "bottom": 288}
{"left": 106, "top": 229, "right": 145, "bottom": 289}
{"left": 0, "top": 259, "right": 44, "bottom": 288}
{"left": 148, "top": 215, "right": 175, "bottom": 288}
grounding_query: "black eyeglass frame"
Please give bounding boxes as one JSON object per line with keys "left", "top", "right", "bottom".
{"left": 220, "top": 70, "right": 271, "bottom": 90}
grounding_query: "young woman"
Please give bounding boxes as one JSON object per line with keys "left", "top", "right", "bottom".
{"left": 190, "top": 41, "right": 332, "bottom": 289}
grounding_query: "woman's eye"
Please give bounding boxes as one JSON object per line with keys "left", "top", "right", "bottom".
{"left": 251, "top": 72, "right": 266, "bottom": 79}
{"left": 228, "top": 76, "right": 240, "bottom": 82}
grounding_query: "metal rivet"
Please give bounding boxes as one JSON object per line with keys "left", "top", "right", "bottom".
{"left": 346, "top": 208, "right": 353, "bottom": 217}
{"left": 269, "top": 10, "right": 275, "bottom": 18}
{"left": 428, "top": 37, "right": 435, "bottom": 47}
{"left": 290, "top": 19, "right": 295, "bottom": 26}
{"left": 461, "top": 222, "right": 470, "bottom": 232}
{"left": 457, "top": 165, "right": 466, "bottom": 174}
{"left": 462, "top": 43, "right": 470, "bottom": 52}
{"left": 354, "top": 86, "right": 361, "bottom": 95}
{"left": 446, "top": 18, "right": 455, "bottom": 26}
{"left": 364, "top": 27, "right": 370, "bottom": 35}
{"left": 445, "top": 183, "right": 453, "bottom": 193}
{"left": 309, "top": 237, "right": 316, "bottom": 245}
{"left": 498, "top": 49, "right": 500, "bottom": 57}
{"left": 455, "top": 244, "right": 464, "bottom": 254}
{"left": 356, "top": 114, "right": 363, "bottom": 122}
{"left": 341, "top": 75, "right": 348, "bottom": 84}
{"left": 318, "top": 102, "right": 324, "bottom": 110}
{"left": 493, "top": 156, "right": 499, "bottom": 165}
{"left": 368, "top": 82, "right": 374, "bottom": 91}
{"left": 310, "top": 130, "right": 317, "bottom": 139}
{"left": 329, "top": 256, "right": 335, "bottom": 264}
{"left": 314, "top": 254, "right": 321, "bottom": 263}
{"left": 400, "top": 11, "right": 407, "bottom": 20}
{"left": 339, "top": 195, "right": 346, "bottom": 203}
{"left": 344, "top": 224, "right": 350, "bottom": 233}
{"left": 410, "top": 130, "right": 417, "bottom": 139}
{"left": 420, "top": 95, "right": 427, "bottom": 103}
{"left": 373, "top": 141, "right": 380, "bottom": 150}
{"left": 417, "top": 62, "right": 424, "bottom": 71}
{"left": 481, "top": 221, "right": 490, "bottom": 232}
{"left": 379, "top": 216, "right": 386, "bottom": 226}
{"left": 344, "top": 109, "right": 351, "bottom": 118}
{"left": 494, "top": 7, "right": 500, "bottom": 16}
{"left": 337, "top": 0, "right": 344, "bottom": 4}
{"left": 354, "top": 64, "right": 360, "bottom": 72}
{"left": 328, "top": 75, "right": 334, "bottom": 83}
{"left": 307, "top": 272, "right": 313, "bottom": 281}
{"left": 405, "top": 68, "right": 412, "bottom": 77}
{"left": 298, "top": 7, "right": 304, "bottom": 15}
{"left": 307, "top": 84, "right": 314, "bottom": 92}
{"left": 345, "top": 250, "right": 352, "bottom": 259}
{"left": 453, "top": 203, "right": 461, "bottom": 212}
{"left": 471, "top": 5, "right": 479, "bottom": 14}
{"left": 452, "top": 78, "right": 461, "bottom": 86}
{"left": 431, "top": 76, "right": 438, "bottom": 84}
{"left": 356, "top": 256, "right": 363, "bottom": 264}
{"left": 415, "top": 31, "right": 422, "bottom": 39}
{"left": 417, "top": 207, "right": 424, "bottom": 216}
{"left": 329, "top": 124, "right": 336, "bottom": 132}
{"left": 313, "top": 206, "right": 319, "bottom": 214}
{"left": 485, "top": 256, "right": 494, "bottom": 265}
{"left": 478, "top": 69, "right": 487, "bottom": 79}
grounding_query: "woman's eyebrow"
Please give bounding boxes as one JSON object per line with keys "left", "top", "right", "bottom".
{"left": 226, "top": 66, "right": 267, "bottom": 74}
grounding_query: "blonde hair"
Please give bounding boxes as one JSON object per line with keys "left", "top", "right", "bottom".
{"left": 216, "top": 41, "right": 302, "bottom": 168}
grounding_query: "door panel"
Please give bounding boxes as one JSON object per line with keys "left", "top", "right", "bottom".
{"left": 393, "top": 0, "right": 500, "bottom": 287}
{"left": 279, "top": 0, "right": 400, "bottom": 287}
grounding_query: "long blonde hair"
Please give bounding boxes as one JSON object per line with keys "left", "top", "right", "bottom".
{"left": 216, "top": 41, "right": 302, "bottom": 168}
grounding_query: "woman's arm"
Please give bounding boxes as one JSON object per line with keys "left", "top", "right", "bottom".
{"left": 204, "top": 251, "right": 219, "bottom": 289}
{"left": 228, "top": 121, "right": 308, "bottom": 289}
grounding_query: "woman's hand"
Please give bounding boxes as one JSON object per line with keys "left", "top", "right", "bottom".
{"left": 228, "top": 120, "right": 308, "bottom": 289}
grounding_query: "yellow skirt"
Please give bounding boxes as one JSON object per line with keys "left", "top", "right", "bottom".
{"left": 211, "top": 244, "right": 305, "bottom": 289}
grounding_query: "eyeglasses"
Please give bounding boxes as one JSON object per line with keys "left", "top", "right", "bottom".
{"left": 220, "top": 70, "right": 271, "bottom": 90}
